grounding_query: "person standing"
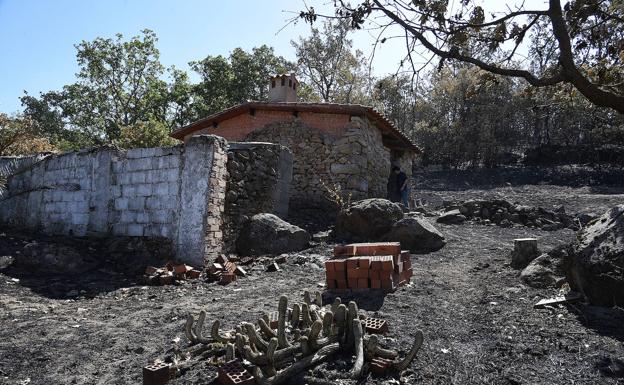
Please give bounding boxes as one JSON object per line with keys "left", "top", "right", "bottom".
{"left": 393, "top": 166, "right": 409, "bottom": 208}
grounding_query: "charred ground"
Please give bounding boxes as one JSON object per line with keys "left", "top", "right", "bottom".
{"left": 1, "top": 167, "right": 624, "bottom": 385}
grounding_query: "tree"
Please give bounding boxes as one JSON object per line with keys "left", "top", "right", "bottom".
{"left": 190, "top": 45, "right": 294, "bottom": 118}
{"left": 0, "top": 113, "right": 56, "bottom": 156}
{"left": 115, "top": 119, "right": 177, "bottom": 149}
{"left": 292, "top": 19, "right": 370, "bottom": 103}
{"left": 301, "top": 0, "right": 624, "bottom": 113}
{"left": 21, "top": 30, "right": 176, "bottom": 149}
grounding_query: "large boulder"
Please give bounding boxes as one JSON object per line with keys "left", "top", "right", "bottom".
{"left": 335, "top": 199, "right": 404, "bottom": 240}
{"left": 237, "top": 213, "right": 310, "bottom": 256}
{"left": 437, "top": 209, "right": 466, "bottom": 224}
{"left": 520, "top": 245, "right": 568, "bottom": 288}
{"left": 383, "top": 217, "right": 446, "bottom": 254}
{"left": 566, "top": 205, "right": 624, "bottom": 306}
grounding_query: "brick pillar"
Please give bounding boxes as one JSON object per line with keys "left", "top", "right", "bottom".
{"left": 177, "top": 135, "right": 228, "bottom": 266}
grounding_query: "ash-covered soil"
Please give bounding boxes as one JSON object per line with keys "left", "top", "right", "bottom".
{"left": 1, "top": 169, "right": 624, "bottom": 385}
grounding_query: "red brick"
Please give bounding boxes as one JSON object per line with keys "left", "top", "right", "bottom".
{"left": 143, "top": 362, "right": 170, "bottom": 385}
{"left": 363, "top": 317, "right": 389, "bottom": 334}
{"left": 333, "top": 245, "right": 353, "bottom": 257}
{"left": 326, "top": 279, "right": 337, "bottom": 289}
{"left": 268, "top": 311, "right": 279, "bottom": 329}
{"left": 355, "top": 268, "right": 369, "bottom": 278}
{"left": 220, "top": 273, "right": 236, "bottom": 284}
{"left": 381, "top": 278, "right": 395, "bottom": 291}
{"left": 159, "top": 274, "right": 173, "bottom": 285}
{"left": 346, "top": 257, "right": 359, "bottom": 270}
{"left": 216, "top": 254, "right": 229, "bottom": 264}
{"left": 173, "top": 264, "right": 189, "bottom": 274}
{"left": 380, "top": 258, "right": 394, "bottom": 272}
{"left": 348, "top": 278, "right": 358, "bottom": 289}
{"left": 358, "top": 258, "right": 371, "bottom": 269}
{"left": 378, "top": 270, "right": 392, "bottom": 280}
{"left": 334, "top": 260, "right": 346, "bottom": 271}
{"left": 369, "top": 357, "right": 393, "bottom": 376}
{"left": 394, "top": 262, "right": 404, "bottom": 274}
{"left": 325, "top": 260, "right": 335, "bottom": 271}
{"left": 401, "top": 250, "right": 411, "bottom": 261}
{"left": 186, "top": 269, "right": 201, "bottom": 279}
{"left": 357, "top": 278, "right": 369, "bottom": 289}
{"left": 218, "top": 359, "right": 254, "bottom": 385}
{"left": 224, "top": 261, "right": 237, "bottom": 274}
{"left": 370, "top": 279, "right": 381, "bottom": 289}
{"left": 336, "top": 279, "right": 348, "bottom": 289}
{"left": 370, "top": 270, "right": 380, "bottom": 280}
{"left": 209, "top": 263, "right": 224, "bottom": 274}
{"left": 403, "top": 258, "right": 412, "bottom": 269}
{"left": 326, "top": 269, "right": 337, "bottom": 280}
{"left": 144, "top": 266, "right": 158, "bottom": 275}
{"left": 350, "top": 242, "right": 401, "bottom": 256}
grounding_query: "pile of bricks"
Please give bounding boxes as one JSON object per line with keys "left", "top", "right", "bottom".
{"left": 207, "top": 254, "right": 247, "bottom": 285}
{"left": 144, "top": 262, "right": 201, "bottom": 285}
{"left": 325, "top": 242, "right": 413, "bottom": 292}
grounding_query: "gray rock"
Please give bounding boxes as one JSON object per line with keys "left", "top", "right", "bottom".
{"left": 383, "top": 217, "right": 446, "bottom": 254}
{"left": 566, "top": 205, "right": 624, "bottom": 306}
{"left": 0, "top": 255, "right": 14, "bottom": 270}
{"left": 335, "top": 198, "right": 404, "bottom": 240}
{"left": 437, "top": 209, "right": 466, "bottom": 224}
{"left": 237, "top": 213, "right": 310, "bottom": 256}
{"left": 520, "top": 249, "right": 565, "bottom": 288}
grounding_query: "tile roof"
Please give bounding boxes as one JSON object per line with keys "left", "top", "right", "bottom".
{"left": 170, "top": 101, "right": 420, "bottom": 153}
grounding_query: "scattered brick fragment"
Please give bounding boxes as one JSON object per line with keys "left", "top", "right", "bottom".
{"left": 216, "top": 254, "right": 229, "bottom": 264}
{"left": 369, "top": 357, "right": 393, "bottom": 376}
{"left": 220, "top": 272, "right": 236, "bottom": 284}
{"left": 218, "top": 359, "right": 255, "bottom": 385}
{"left": 186, "top": 269, "right": 201, "bottom": 279}
{"left": 235, "top": 266, "right": 247, "bottom": 277}
{"left": 143, "top": 362, "right": 170, "bottom": 385}
{"left": 363, "top": 317, "right": 389, "bottom": 334}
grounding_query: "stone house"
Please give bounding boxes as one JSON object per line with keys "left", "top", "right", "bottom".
{"left": 171, "top": 74, "right": 420, "bottom": 210}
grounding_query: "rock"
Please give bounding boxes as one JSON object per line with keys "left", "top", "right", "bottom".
{"left": 436, "top": 209, "right": 466, "bottom": 224}
{"left": 566, "top": 205, "right": 624, "bottom": 306}
{"left": 520, "top": 250, "right": 565, "bottom": 288}
{"left": 383, "top": 217, "right": 446, "bottom": 254}
{"left": 510, "top": 238, "right": 539, "bottom": 268}
{"left": 237, "top": 213, "right": 310, "bottom": 256}
{"left": 335, "top": 198, "right": 404, "bottom": 240}
{"left": 576, "top": 213, "right": 597, "bottom": 227}
{"left": 0, "top": 255, "right": 14, "bottom": 270}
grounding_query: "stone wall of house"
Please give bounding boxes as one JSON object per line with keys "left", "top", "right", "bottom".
{"left": 245, "top": 116, "right": 391, "bottom": 210}
{"left": 0, "top": 135, "right": 227, "bottom": 266}
{"left": 222, "top": 142, "right": 293, "bottom": 252}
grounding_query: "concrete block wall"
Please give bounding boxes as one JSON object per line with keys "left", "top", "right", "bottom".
{"left": 0, "top": 135, "right": 227, "bottom": 266}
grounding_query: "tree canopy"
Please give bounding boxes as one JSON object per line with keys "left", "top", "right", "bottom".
{"left": 301, "top": 0, "right": 624, "bottom": 114}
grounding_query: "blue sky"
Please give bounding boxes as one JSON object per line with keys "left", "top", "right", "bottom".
{"left": 0, "top": 0, "right": 543, "bottom": 114}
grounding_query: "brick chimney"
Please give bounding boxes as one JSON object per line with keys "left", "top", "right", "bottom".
{"left": 268, "top": 74, "right": 298, "bottom": 103}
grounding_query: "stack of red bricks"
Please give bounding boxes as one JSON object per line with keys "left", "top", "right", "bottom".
{"left": 144, "top": 262, "right": 201, "bottom": 285}
{"left": 207, "top": 254, "right": 246, "bottom": 285}
{"left": 325, "top": 242, "right": 413, "bottom": 292}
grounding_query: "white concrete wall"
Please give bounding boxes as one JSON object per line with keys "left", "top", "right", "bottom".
{"left": 0, "top": 135, "right": 227, "bottom": 266}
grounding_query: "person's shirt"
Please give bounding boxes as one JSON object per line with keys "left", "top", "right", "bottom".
{"left": 396, "top": 171, "right": 407, "bottom": 191}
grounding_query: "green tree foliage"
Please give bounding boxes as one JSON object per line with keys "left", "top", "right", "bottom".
{"left": 21, "top": 30, "right": 179, "bottom": 149}
{"left": 115, "top": 119, "right": 177, "bottom": 149}
{"left": 0, "top": 113, "right": 57, "bottom": 156}
{"left": 190, "top": 45, "right": 295, "bottom": 117}
{"left": 292, "top": 19, "right": 370, "bottom": 103}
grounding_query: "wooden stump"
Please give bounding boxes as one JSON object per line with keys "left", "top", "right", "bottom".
{"left": 511, "top": 238, "right": 538, "bottom": 268}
